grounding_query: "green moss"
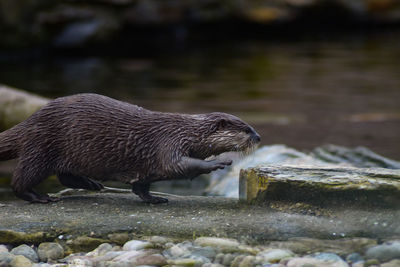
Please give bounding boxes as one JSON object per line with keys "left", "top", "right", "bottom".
{"left": 0, "top": 230, "right": 52, "bottom": 245}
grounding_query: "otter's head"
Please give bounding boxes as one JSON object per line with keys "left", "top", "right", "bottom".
{"left": 193, "top": 112, "right": 261, "bottom": 159}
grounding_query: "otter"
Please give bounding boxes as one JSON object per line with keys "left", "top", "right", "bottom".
{"left": 0, "top": 94, "right": 260, "bottom": 204}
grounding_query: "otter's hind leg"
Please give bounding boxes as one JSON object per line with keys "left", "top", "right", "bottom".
{"left": 11, "top": 162, "right": 59, "bottom": 203}
{"left": 131, "top": 182, "right": 168, "bottom": 204}
{"left": 58, "top": 174, "right": 104, "bottom": 191}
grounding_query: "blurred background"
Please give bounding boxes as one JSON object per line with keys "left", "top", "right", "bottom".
{"left": 0, "top": 0, "right": 399, "bottom": 161}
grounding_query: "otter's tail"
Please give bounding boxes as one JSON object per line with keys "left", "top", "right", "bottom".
{"left": 0, "top": 126, "right": 21, "bottom": 161}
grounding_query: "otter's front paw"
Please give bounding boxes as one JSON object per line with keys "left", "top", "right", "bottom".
{"left": 206, "top": 159, "right": 232, "bottom": 173}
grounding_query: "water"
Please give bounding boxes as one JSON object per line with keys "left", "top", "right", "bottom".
{"left": 0, "top": 33, "right": 400, "bottom": 199}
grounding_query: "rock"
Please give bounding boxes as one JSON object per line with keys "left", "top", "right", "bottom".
{"left": 107, "top": 233, "right": 130, "bottom": 245}
{"left": 237, "top": 255, "right": 255, "bottom": 267}
{"left": 37, "top": 242, "right": 64, "bottom": 262}
{"left": 10, "top": 255, "right": 32, "bottom": 267}
{"left": 239, "top": 165, "right": 400, "bottom": 206}
{"left": 145, "top": 235, "right": 173, "bottom": 245}
{"left": 67, "top": 236, "right": 109, "bottom": 253}
{"left": 268, "top": 238, "right": 377, "bottom": 255}
{"left": 257, "top": 248, "right": 294, "bottom": 263}
{"left": 32, "top": 264, "right": 52, "bottom": 267}
{"left": 221, "top": 253, "right": 236, "bottom": 266}
{"left": 312, "top": 145, "right": 400, "bottom": 169}
{"left": 132, "top": 253, "right": 166, "bottom": 266}
{"left": 164, "top": 241, "right": 193, "bottom": 258}
{"left": 86, "top": 243, "right": 112, "bottom": 257}
{"left": 122, "top": 240, "right": 153, "bottom": 251}
{"left": 313, "top": 253, "right": 348, "bottom": 266}
{"left": 0, "top": 246, "right": 8, "bottom": 253}
{"left": 207, "top": 144, "right": 400, "bottom": 198}
{"left": 194, "top": 237, "right": 240, "bottom": 253}
{"left": 365, "top": 241, "right": 400, "bottom": 262}
{"left": 167, "top": 258, "right": 203, "bottom": 267}
{"left": 191, "top": 246, "right": 216, "bottom": 261}
{"left": 90, "top": 251, "right": 125, "bottom": 263}
{"left": 0, "top": 85, "right": 49, "bottom": 130}
{"left": 287, "top": 257, "right": 349, "bottom": 267}
{"left": 345, "top": 252, "right": 364, "bottom": 264}
{"left": 202, "top": 264, "right": 225, "bottom": 267}
{"left": 69, "top": 258, "right": 93, "bottom": 266}
{"left": 381, "top": 259, "right": 400, "bottom": 267}
{"left": 112, "top": 250, "right": 146, "bottom": 262}
{"left": 10, "top": 244, "right": 39, "bottom": 263}
{"left": 0, "top": 251, "right": 15, "bottom": 264}
{"left": 365, "top": 258, "right": 380, "bottom": 266}
{"left": 0, "top": 231, "right": 49, "bottom": 246}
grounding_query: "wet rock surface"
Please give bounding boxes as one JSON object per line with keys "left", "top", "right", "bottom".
{"left": 0, "top": 193, "right": 399, "bottom": 243}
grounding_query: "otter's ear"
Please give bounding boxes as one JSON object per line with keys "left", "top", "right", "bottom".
{"left": 217, "top": 118, "right": 227, "bottom": 129}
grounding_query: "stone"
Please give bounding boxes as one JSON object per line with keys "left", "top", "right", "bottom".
{"left": 10, "top": 244, "right": 39, "bottom": 263}
{"left": 287, "top": 257, "right": 349, "bottom": 267}
{"left": 194, "top": 237, "right": 240, "bottom": 253}
{"left": 0, "top": 85, "right": 49, "bottom": 130}
{"left": 38, "top": 242, "right": 64, "bottom": 262}
{"left": 202, "top": 264, "right": 224, "bottom": 267}
{"left": 239, "top": 165, "right": 400, "bottom": 206}
{"left": 346, "top": 252, "right": 364, "bottom": 264}
{"left": 268, "top": 238, "right": 377, "bottom": 255}
{"left": 365, "top": 241, "right": 400, "bottom": 262}
{"left": 146, "top": 236, "right": 173, "bottom": 245}
{"left": 122, "top": 240, "right": 153, "bottom": 251}
{"left": 86, "top": 243, "right": 112, "bottom": 257}
{"left": 10, "top": 255, "right": 32, "bottom": 267}
{"left": 0, "top": 251, "right": 15, "bottom": 264}
{"left": 381, "top": 259, "right": 400, "bottom": 267}
{"left": 237, "top": 255, "right": 255, "bottom": 267}
{"left": 133, "top": 253, "right": 166, "bottom": 266}
{"left": 191, "top": 246, "right": 216, "bottom": 261}
{"left": 69, "top": 258, "right": 93, "bottom": 266}
{"left": 167, "top": 258, "right": 202, "bottom": 267}
{"left": 68, "top": 236, "right": 109, "bottom": 253}
{"left": 0, "top": 246, "right": 8, "bottom": 253}
{"left": 164, "top": 241, "right": 193, "bottom": 258}
{"left": 112, "top": 250, "right": 146, "bottom": 262}
{"left": 32, "top": 264, "right": 52, "bottom": 267}
{"left": 257, "top": 248, "right": 294, "bottom": 263}
{"left": 107, "top": 233, "right": 130, "bottom": 245}
{"left": 313, "top": 253, "right": 348, "bottom": 266}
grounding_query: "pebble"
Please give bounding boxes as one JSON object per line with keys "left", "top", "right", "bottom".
{"left": 381, "top": 259, "right": 400, "bottom": 267}
{"left": 0, "top": 245, "right": 8, "bottom": 253}
{"left": 86, "top": 243, "right": 112, "bottom": 257}
{"left": 256, "top": 249, "right": 294, "bottom": 263}
{"left": 345, "top": 252, "right": 364, "bottom": 264}
{"left": 0, "top": 251, "right": 15, "bottom": 264}
{"left": 38, "top": 242, "right": 64, "bottom": 262}
{"left": 313, "top": 252, "right": 348, "bottom": 266}
{"left": 1, "top": 237, "right": 399, "bottom": 267}
{"left": 287, "top": 257, "right": 349, "bottom": 267}
{"left": 365, "top": 241, "right": 400, "bottom": 262}
{"left": 10, "top": 244, "right": 39, "bottom": 263}
{"left": 194, "top": 237, "right": 240, "bottom": 253}
{"left": 10, "top": 255, "right": 32, "bottom": 267}
{"left": 122, "top": 240, "right": 152, "bottom": 251}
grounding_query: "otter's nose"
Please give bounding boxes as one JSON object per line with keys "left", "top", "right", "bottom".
{"left": 252, "top": 132, "right": 261, "bottom": 143}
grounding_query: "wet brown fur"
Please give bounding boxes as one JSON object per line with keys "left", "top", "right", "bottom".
{"left": 0, "top": 94, "right": 260, "bottom": 203}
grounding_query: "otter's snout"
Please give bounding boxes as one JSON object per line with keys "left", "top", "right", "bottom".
{"left": 252, "top": 132, "right": 261, "bottom": 143}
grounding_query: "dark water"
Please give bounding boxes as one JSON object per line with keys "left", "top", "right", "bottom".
{"left": 1, "top": 33, "right": 400, "bottom": 199}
